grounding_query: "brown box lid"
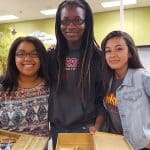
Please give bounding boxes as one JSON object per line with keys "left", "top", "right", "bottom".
{"left": 93, "top": 132, "right": 133, "bottom": 150}
{"left": 0, "top": 129, "right": 48, "bottom": 150}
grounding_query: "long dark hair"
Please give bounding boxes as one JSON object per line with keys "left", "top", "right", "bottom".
{"left": 55, "top": 0, "right": 100, "bottom": 98}
{"left": 101, "top": 30, "right": 143, "bottom": 93}
{"left": 1, "top": 36, "right": 50, "bottom": 92}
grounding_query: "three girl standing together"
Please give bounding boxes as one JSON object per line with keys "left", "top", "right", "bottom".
{"left": 0, "top": 0, "right": 150, "bottom": 150}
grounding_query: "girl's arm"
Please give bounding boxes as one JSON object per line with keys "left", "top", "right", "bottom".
{"left": 143, "top": 71, "right": 150, "bottom": 149}
{"left": 143, "top": 70, "right": 150, "bottom": 97}
{"left": 89, "top": 114, "right": 105, "bottom": 133}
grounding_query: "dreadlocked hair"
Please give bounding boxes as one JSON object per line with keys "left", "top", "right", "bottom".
{"left": 55, "top": 0, "right": 100, "bottom": 99}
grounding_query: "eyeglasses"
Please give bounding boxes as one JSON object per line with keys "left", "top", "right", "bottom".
{"left": 15, "top": 51, "right": 39, "bottom": 58}
{"left": 61, "top": 18, "right": 85, "bottom": 26}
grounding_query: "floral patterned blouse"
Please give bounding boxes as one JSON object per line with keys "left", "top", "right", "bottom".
{"left": 0, "top": 81, "right": 49, "bottom": 137}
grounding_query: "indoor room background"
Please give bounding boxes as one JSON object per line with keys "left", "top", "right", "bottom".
{"left": 0, "top": 6, "right": 150, "bottom": 74}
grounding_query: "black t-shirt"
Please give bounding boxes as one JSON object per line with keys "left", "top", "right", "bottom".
{"left": 48, "top": 49, "right": 104, "bottom": 128}
{"left": 104, "top": 77, "right": 123, "bottom": 135}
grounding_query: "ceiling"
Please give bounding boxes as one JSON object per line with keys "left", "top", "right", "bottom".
{"left": 0, "top": 0, "right": 150, "bottom": 24}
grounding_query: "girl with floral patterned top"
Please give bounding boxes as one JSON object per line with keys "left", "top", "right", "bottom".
{"left": 0, "top": 36, "right": 50, "bottom": 137}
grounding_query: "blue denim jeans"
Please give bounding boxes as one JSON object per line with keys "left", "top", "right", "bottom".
{"left": 51, "top": 125, "right": 91, "bottom": 150}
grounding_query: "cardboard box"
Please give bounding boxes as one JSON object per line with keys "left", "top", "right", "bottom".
{"left": 0, "top": 129, "right": 48, "bottom": 150}
{"left": 56, "top": 132, "right": 133, "bottom": 150}
{"left": 56, "top": 133, "right": 94, "bottom": 150}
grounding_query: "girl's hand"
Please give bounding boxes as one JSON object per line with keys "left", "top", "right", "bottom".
{"left": 89, "top": 126, "right": 98, "bottom": 134}
{"left": 89, "top": 115, "right": 104, "bottom": 134}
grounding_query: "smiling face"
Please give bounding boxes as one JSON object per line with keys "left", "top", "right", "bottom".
{"left": 105, "top": 37, "right": 131, "bottom": 78}
{"left": 15, "top": 41, "right": 40, "bottom": 79}
{"left": 60, "top": 7, "right": 85, "bottom": 48}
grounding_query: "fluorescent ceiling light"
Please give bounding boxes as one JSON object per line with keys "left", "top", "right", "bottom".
{"left": 40, "top": 9, "right": 57, "bottom": 15}
{"left": 0, "top": 15, "right": 19, "bottom": 21}
{"left": 101, "top": 0, "right": 136, "bottom": 8}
